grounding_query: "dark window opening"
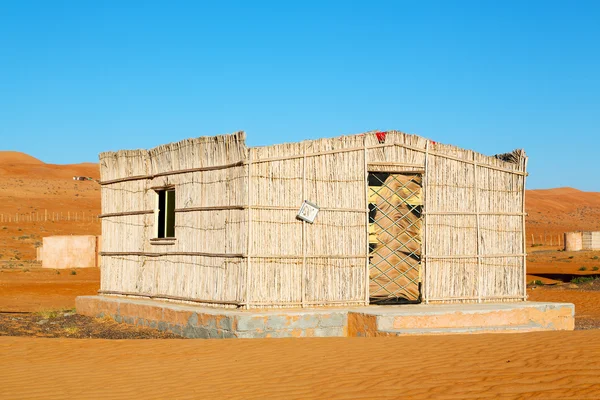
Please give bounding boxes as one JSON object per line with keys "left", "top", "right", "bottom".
{"left": 156, "top": 189, "right": 175, "bottom": 238}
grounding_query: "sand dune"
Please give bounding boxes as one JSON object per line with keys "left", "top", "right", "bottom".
{"left": 526, "top": 187, "right": 600, "bottom": 240}
{"left": 0, "top": 151, "right": 44, "bottom": 165}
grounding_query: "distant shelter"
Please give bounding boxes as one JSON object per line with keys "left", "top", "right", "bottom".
{"left": 564, "top": 231, "right": 600, "bottom": 252}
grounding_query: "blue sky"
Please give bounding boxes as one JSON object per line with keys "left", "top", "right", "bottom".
{"left": 1, "top": 1, "right": 599, "bottom": 190}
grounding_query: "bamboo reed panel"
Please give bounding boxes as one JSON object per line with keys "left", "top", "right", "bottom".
{"left": 245, "top": 151, "right": 253, "bottom": 308}
{"left": 100, "top": 134, "right": 525, "bottom": 185}
{"left": 99, "top": 129, "right": 527, "bottom": 308}
{"left": 522, "top": 157, "right": 529, "bottom": 300}
{"left": 253, "top": 138, "right": 526, "bottom": 175}
{"left": 422, "top": 140, "right": 430, "bottom": 304}
{"left": 301, "top": 143, "right": 307, "bottom": 307}
{"left": 423, "top": 139, "right": 526, "bottom": 302}
{"left": 363, "top": 135, "right": 369, "bottom": 305}
{"left": 474, "top": 155, "right": 481, "bottom": 302}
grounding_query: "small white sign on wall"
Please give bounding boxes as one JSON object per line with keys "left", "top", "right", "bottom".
{"left": 297, "top": 200, "right": 320, "bottom": 224}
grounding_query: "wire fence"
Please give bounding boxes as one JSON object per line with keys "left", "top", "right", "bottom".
{"left": 0, "top": 210, "right": 100, "bottom": 224}
{"left": 528, "top": 232, "right": 563, "bottom": 247}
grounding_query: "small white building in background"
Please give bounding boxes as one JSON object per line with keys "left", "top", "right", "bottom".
{"left": 37, "top": 235, "right": 102, "bottom": 268}
{"left": 564, "top": 231, "right": 600, "bottom": 252}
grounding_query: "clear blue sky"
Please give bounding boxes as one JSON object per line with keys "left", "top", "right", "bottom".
{"left": 1, "top": 1, "right": 599, "bottom": 190}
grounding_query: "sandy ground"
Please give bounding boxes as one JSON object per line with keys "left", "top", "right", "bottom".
{"left": 1, "top": 331, "right": 600, "bottom": 400}
{"left": 526, "top": 248, "right": 600, "bottom": 283}
{"left": 529, "top": 287, "right": 600, "bottom": 322}
{"left": 0, "top": 268, "right": 99, "bottom": 312}
{"left": 1, "top": 272, "right": 600, "bottom": 399}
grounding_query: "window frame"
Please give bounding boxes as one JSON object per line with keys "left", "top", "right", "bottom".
{"left": 153, "top": 186, "right": 176, "bottom": 241}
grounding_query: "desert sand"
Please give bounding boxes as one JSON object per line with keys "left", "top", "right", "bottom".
{"left": 3, "top": 153, "right": 600, "bottom": 399}
{"left": 0, "top": 268, "right": 99, "bottom": 312}
{"left": 1, "top": 331, "right": 600, "bottom": 400}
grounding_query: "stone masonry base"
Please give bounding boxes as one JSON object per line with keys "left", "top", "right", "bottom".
{"left": 76, "top": 296, "right": 574, "bottom": 339}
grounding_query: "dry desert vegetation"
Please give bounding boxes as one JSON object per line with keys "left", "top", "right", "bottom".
{"left": 2, "top": 151, "right": 600, "bottom": 399}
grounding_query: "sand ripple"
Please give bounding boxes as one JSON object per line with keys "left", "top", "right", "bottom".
{"left": 2, "top": 331, "right": 600, "bottom": 399}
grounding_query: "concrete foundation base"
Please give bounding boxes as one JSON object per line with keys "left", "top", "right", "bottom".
{"left": 76, "top": 296, "right": 575, "bottom": 338}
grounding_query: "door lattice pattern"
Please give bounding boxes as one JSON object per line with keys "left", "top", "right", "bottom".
{"left": 369, "top": 173, "right": 423, "bottom": 303}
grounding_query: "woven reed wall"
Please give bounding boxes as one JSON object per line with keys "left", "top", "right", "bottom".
{"left": 424, "top": 143, "right": 526, "bottom": 303}
{"left": 98, "top": 129, "right": 527, "bottom": 308}
{"left": 99, "top": 132, "right": 248, "bottom": 306}
{"left": 247, "top": 135, "right": 367, "bottom": 306}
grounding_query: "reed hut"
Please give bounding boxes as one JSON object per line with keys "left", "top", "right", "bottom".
{"left": 98, "top": 130, "right": 528, "bottom": 308}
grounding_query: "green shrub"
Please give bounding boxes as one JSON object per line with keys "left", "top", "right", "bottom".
{"left": 70, "top": 270, "right": 77, "bottom": 275}
{"left": 579, "top": 266, "right": 587, "bottom": 271}
{"left": 572, "top": 276, "right": 594, "bottom": 284}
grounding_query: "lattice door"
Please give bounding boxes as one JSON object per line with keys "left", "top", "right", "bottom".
{"left": 368, "top": 173, "right": 423, "bottom": 303}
